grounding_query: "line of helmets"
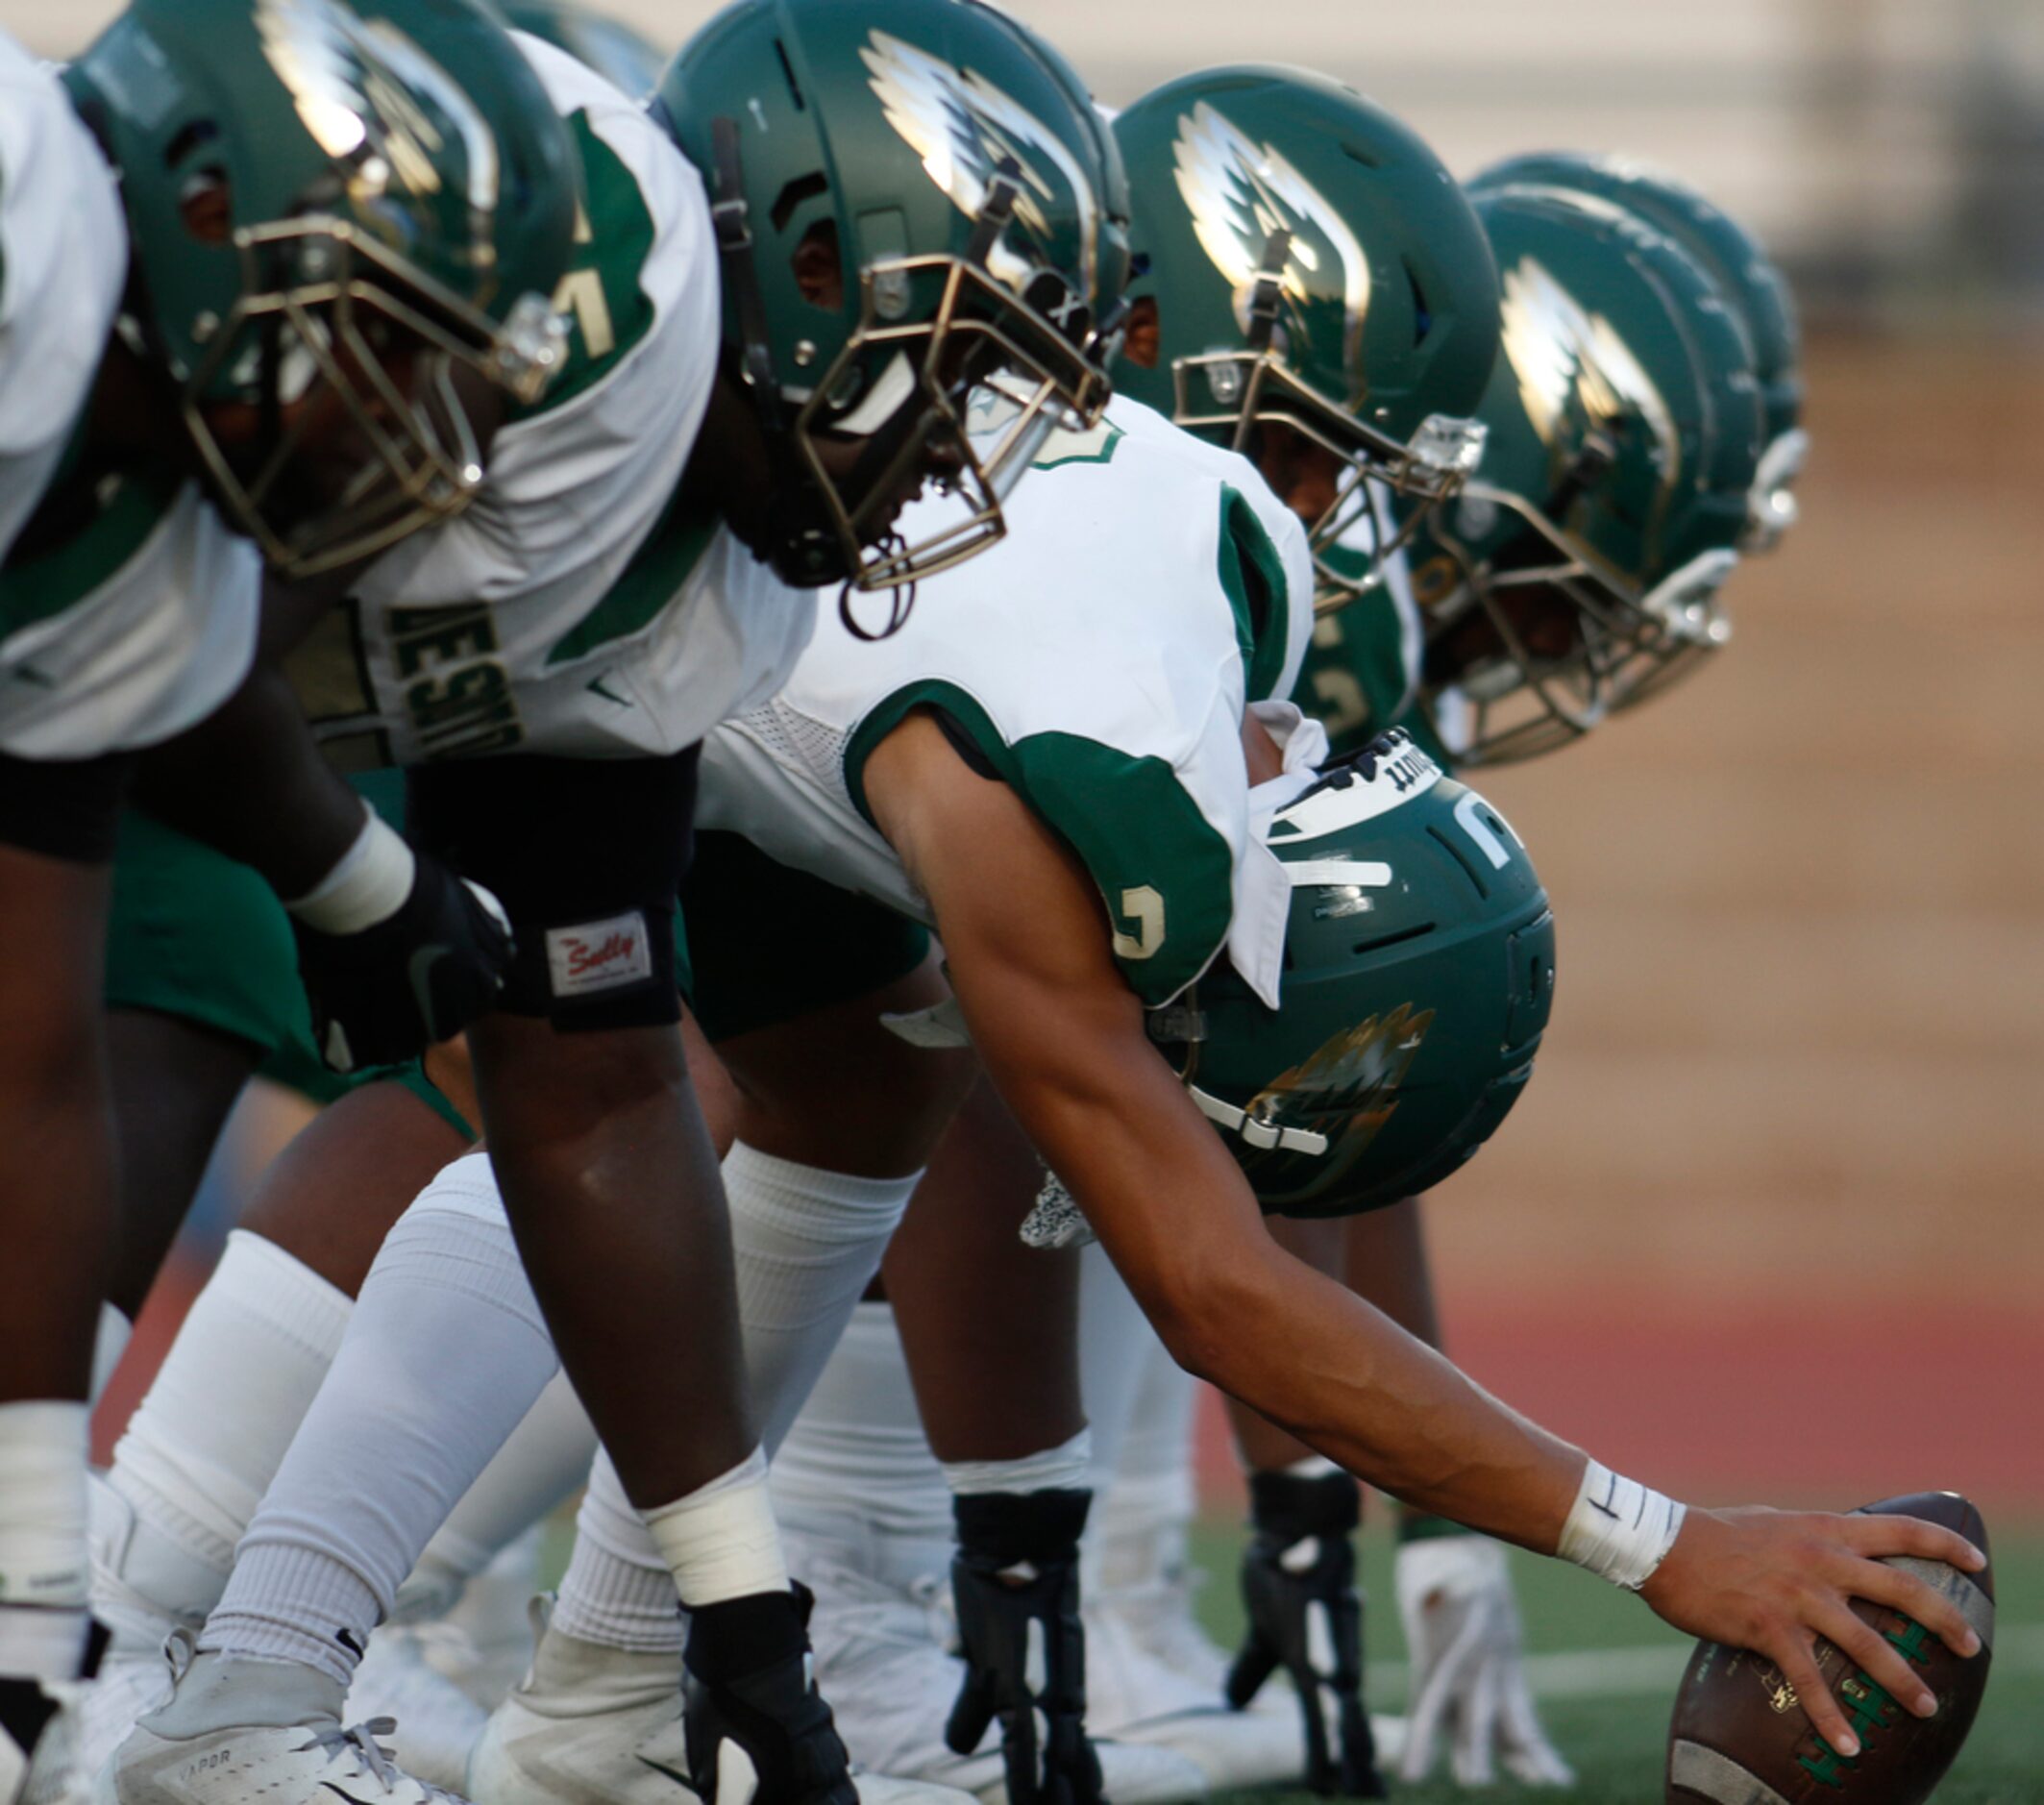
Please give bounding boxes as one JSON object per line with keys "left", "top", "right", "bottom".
{"left": 80, "top": 0, "right": 1806, "bottom": 1219}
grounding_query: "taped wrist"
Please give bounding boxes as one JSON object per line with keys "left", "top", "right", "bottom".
{"left": 646, "top": 1447, "right": 790, "bottom": 1610}
{"left": 1555, "top": 1459, "right": 1686, "bottom": 1591}
{"left": 940, "top": 1429, "right": 1093, "bottom": 1502}
{"left": 286, "top": 804, "right": 416, "bottom": 935}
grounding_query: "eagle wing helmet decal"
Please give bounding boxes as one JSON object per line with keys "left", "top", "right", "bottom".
{"left": 256, "top": 0, "right": 502, "bottom": 236}
{"left": 862, "top": 28, "right": 1100, "bottom": 300}
{"left": 1171, "top": 100, "right": 1372, "bottom": 404}
{"left": 1499, "top": 254, "right": 1680, "bottom": 490}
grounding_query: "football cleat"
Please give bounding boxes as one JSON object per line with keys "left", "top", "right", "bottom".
{"left": 786, "top": 1547, "right": 1207, "bottom": 1805}
{"left": 1078, "top": 1607, "right": 1304, "bottom": 1793}
{"left": 77, "top": 1478, "right": 217, "bottom": 1794}
{"left": 465, "top": 1609, "right": 682, "bottom": 1805}
{"left": 346, "top": 1630, "right": 486, "bottom": 1794}
{"left": 1083, "top": 1512, "right": 1410, "bottom": 1787}
{"left": 466, "top": 1608, "right": 965, "bottom": 1805}
{"left": 106, "top": 1647, "right": 461, "bottom": 1805}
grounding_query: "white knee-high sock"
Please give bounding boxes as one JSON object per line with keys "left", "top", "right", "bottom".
{"left": 551, "top": 1452, "right": 683, "bottom": 1654}
{"left": 726, "top": 1143, "right": 923, "bottom": 1455}
{"left": 547, "top": 1147, "right": 921, "bottom": 1650}
{"left": 395, "top": 1371, "right": 597, "bottom": 1620}
{"left": 1077, "top": 1240, "right": 1161, "bottom": 1491}
{"left": 98, "top": 1232, "right": 352, "bottom": 1644}
{"left": 771, "top": 1301, "right": 954, "bottom": 1592}
{"left": 203, "top": 1155, "right": 558, "bottom": 1685}
{"left": 1095, "top": 1330, "right": 1201, "bottom": 1595}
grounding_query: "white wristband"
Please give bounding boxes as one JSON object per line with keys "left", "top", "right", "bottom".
{"left": 940, "top": 1427, "right": 1094, "bottom": 1499}
{"left": 645, "top": 1446, "right": 790, "bottom": 1608}
{"left": 1556, "top": 1458, "right": 1687, "bottom": 1591}
{"left": 286, "top": 804, "right": 417, "bottom": 935}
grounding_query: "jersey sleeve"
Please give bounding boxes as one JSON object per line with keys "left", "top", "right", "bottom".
{"left": 842, "top": 680, "right": 1239, "bottom": 1008}
{"left": 0, "top": 39, "right": 125, "bottom": 556}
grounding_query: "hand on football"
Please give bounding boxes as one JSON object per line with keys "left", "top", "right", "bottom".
{"left": 1395, "top": 1533, "right": 1574, "bottom": 1788}
{"left": 1638, "top": 1505, "right": 1987, "bottom": 1760}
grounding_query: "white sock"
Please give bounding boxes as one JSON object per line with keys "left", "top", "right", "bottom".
{"left": 204, "top": 1156, "right": 558, "bottom": 1686}
{"left": 99, "top": 1233, "right": 351, "bottom": 1644}
{"left": 395, "top": 1372, "right": 597, "bottom": 1621}
{"left": 543, "top": 1147, "right": 919, "bottom": 1654}
{"left": 771, "top": 1302, "right": 953, "bottom": 1594}
{"left": 0, "top": 1403, "right": 88, "bottom": 1678}
{"left": 1076, "top": 1241, "right": 1163, "bottom": 1491}
{"left": 89, "top": 1303, "right": 133, "bottom": 1410}
{"left": 552, "top": 1453, "right": 685, "bottom": 1654}
{"left": 1094, "top": 1330, "right": 1200, "bottom": 1596}
{"left": 726, "top": 1143, "right": 922, "bottom": 1454}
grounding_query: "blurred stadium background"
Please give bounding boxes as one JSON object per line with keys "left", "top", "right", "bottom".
{"left": 9, "top": 0, "right": 2041, "bottom": 1792}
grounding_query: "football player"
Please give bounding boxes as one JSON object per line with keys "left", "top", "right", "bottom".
{"left": 78, "top": 5, "right": 1125, "bottom": 1805}
{"left": 0, "top": 8, "right": 579, "bottom": 1798}
{"left": 1094, "top": 152, "right": 1807, "bottom": 1791}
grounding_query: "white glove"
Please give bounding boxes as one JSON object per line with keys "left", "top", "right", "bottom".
{"left": 1394, "top": 1533, "right": 1575, "bottom": 1789}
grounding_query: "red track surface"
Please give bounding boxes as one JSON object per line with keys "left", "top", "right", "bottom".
{"left": 110, "top": 1261, "right": 2043, "bottom": 1519}
{"left": 1194, "top": 1283, "right": 2044, "bottom": 1517}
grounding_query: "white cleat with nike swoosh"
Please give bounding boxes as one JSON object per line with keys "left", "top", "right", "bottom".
{"left": 103, "top": 1648, "right": 463, "bottom": 1805}
{"left": 466, "top": 1617, "right": 968, "bottom": 1805}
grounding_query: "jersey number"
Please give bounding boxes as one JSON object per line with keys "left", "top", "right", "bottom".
{"left": 553, "top": 268, "right": 616, "bottom": 361}
{"left": 1111, "top": 885, "right": 1165, "bottom": 961}
{"left": 1452, "top": 791, "right": 1526, "bottom": 870}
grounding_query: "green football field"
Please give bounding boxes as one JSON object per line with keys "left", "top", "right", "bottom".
{"left": 1187, "top": 1517, "right": 2044, "bottom": 1805}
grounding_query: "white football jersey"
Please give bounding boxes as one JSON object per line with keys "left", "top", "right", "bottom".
{"left": 0, "top": 34, "right": 259, "bottom": 758}
{"left": 699, "top": 396, "right": 1317, "bottom": 1010}
{"left": 289, "top": 36, "right": 811, "bottom": 769}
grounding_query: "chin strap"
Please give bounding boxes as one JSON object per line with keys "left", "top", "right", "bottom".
{"left": 687, "top": 108, "right": 844, "bottom": 586}
{"left": 1244, "top": 228, "right": 1293, "bottom": 356}
{"left": 702, "top": 111, "right": 783, "bottom": 441}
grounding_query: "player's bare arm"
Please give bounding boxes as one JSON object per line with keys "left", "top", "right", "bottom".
{"left": 867, "top": 710, "right": 1585, "bottom": 1533}
{"left": 863, "top": 708, "right": 1984, "bottom": 1762}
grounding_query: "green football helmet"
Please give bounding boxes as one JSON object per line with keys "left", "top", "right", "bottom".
{"left": 1111, "top": 66, "right": 1499, "bottom": 608}
{"left": 1151, "top": 729, "right": 1555, "bottom": 1217}
{"left": 65, "top": 0, "right": 579, "bottom": 580}
{"left": 1472, "top": 152, "right": 1805, "bottom": 557}
{"left": 658, "top": 0, "right": 1131, "bottom": 594}
{"left": 1397, "top": 185, "right": 1764, "bottom": 764}
{"left": 499, "top": 1, "right": 665, "bottom": 98}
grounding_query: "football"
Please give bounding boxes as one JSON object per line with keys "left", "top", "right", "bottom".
{"left": 1665, "top": 1493, "right": 1995, "bottom": 1805}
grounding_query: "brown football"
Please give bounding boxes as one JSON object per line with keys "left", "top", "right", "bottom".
{"left": 1665, "top": 1493, "right": 1995, "bottom": 1805}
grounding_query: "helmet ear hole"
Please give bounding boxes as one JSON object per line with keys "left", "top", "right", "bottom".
{"left": 791, "top": 218, "right": 843, "bottom": 310}
{"left": 1123, "top": 295, "right": 1161, "bottom": 369}
{"left": 177, "top": 169, "right": 233, "bottom": 247}
{"left": 1406, "top": 262, "right": 1433, "bottom": 344}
